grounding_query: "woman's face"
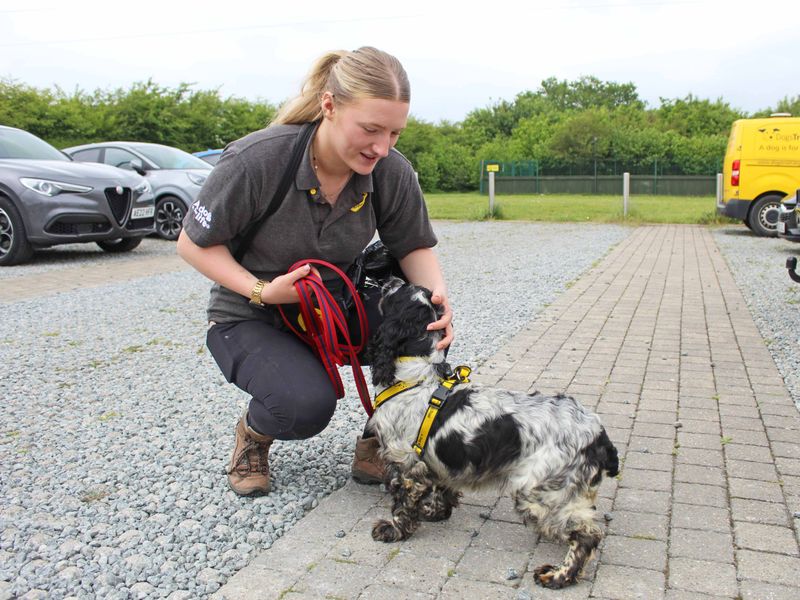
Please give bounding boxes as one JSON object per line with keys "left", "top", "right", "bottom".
{"left": 324, "top": 96, "right": 410, "bottom": 176}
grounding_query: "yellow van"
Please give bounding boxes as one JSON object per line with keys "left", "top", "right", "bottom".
{"left": 717, "top": 114, "right": 800, "bottom": 236}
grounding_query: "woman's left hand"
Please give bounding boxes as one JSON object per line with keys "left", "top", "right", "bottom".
{"left": 428, "top": 289, "right": 454, "bottom": 350}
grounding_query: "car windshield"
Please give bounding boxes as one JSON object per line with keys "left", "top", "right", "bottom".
{"left": 0, "top": 128, "right": 70, "bottom": 161}
{"left": 132, "top": 144, "right": 211, "bottom": 170}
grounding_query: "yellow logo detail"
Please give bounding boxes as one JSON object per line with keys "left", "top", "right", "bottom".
{"left": 350, "top": 192, "right": 368, "bottom": 212}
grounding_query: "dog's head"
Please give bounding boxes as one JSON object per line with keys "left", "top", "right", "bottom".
{"left": 367, "top": 277, "right": 445, "bottom": 386}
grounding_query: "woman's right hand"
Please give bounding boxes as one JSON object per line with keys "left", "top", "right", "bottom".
{"left": 262, "top": 263, "right": 320, "bottom": 304}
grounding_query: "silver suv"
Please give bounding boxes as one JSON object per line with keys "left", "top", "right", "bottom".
{"left": 64, "top": 142, "right": 211, "bottom": 240}
{"left": 0, "top": 126, "right": 155, "bottom": 266}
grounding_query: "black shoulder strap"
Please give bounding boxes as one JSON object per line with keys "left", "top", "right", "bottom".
{"left": 234, "top": 121, "right": 317, "bottom": 263}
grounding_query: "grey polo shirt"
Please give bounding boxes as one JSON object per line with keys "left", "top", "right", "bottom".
{"left": 182, "top": 123, "right": 437, "bottom": 323}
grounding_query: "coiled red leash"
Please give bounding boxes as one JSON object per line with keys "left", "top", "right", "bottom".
{"left": 277, "top": 259, "right": 374, "bottom": 417}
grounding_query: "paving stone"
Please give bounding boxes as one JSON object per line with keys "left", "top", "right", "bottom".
{"left": 617, "top": 468, "right": 672, "bottom": 492}
{"left": 740, "top": 580, "right": 800, "bottom": 600}
{"left": 213, "top": 566, "right": 299, "bottom": 600}
{"left": 731, "top": 498, "right": 790, "bottom": 527}
{"left": 677, "top": 432, "right": 721, "bottom": 450}
{"left": 676, "top": 419, "right": 720, "bottom": 435}
{"left": 733, "top": 522, "right": 800, "bottom": 556}
{"left": 671, "top": 503, "right": 730, "bottom": 532}
{"left": 728, "top": 478, "right": 785, "bottom": 503}
{"left": 668, "top": 557, "right": 737, "bottom": 597}
{"left": 737, "top": 549, "right": 800, "bottom": 587}
{"left": 438, "top": 577, "right": 521, "bottom": 599}
{"left": 674, "top": 464, "right": 726, "bottom": 487}
{"left": 724, "top": 444, "right": 775, "bottom": 463}
{"left": 727, "top": 459, "right": 780, "bottom": 482}
{"left": 376, "top": 552, "right": 455, "bottom": 593}
{"left": 665, "top": 589, "right": 736, "bottom": 600}
{"left": 471, "top": 519, "right": 538, "bottom": 553}
{"left": 292, "top": 559, "right": 378, "bottom": 598}
{"left": 672, "top": 482, "right": 728, "bottom": 508}
{"left": 599, "top": 535, "right": 666, "bottom": 571}
{"left": 668, "top": 528, "right": 734, "bottom": 562}
{"left": 454, "top": 545, "right": 529, "bottom": 586}
{"left": 358, "top": 584, "right": 435, "bottom": 599}
{"left": 622, "top": 451, "right": 673, "bottom": 472}
{"left": 614, "top": 488, "right": 671, "bottom": 515}
{"left": 776, "top": 457, "right": 800, "bottom": 477}
{"left": 592, "top": 564, "right": 665, "bottom": 600}
{"left": 716, "top": 427, "right": 769, "bottom": 446}
{"left": 632, "top": 422, "right": 677, "bottom": 439}
{"left": 627, "top": 436, "right": 677, "bottom": 455}
{"left": 674, "top": 447, "right": 723, "bottom": 468}
{"left": 606, "top": 510, "right": 669, "bottom": 541}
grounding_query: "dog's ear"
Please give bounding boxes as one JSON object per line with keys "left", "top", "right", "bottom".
{"left": 367, "top": 324, "right": 399, "bottom": 386}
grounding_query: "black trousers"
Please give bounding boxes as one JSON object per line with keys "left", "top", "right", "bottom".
{"left": 206, "top": 290, "right": 384, "bottom": 440}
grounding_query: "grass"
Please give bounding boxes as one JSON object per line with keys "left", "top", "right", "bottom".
{"left": 424, "top": 193, "right": 739, "bottom": 225}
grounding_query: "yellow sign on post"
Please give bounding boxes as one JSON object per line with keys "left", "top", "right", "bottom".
{"left": 486, "top": 164, "right": 500, "bottom": 172}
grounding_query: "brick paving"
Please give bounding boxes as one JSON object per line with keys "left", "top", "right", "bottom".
{"left": 212, "top": 225, "right": 800, "bottom": 599}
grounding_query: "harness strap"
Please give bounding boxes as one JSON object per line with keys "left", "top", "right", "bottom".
{"left": 278, "top": 259, "right": 373, "bottom": 416}
{"left": 373, "top": 380, "right": 422, "bottom": 411}
{"left": 412, "top": 365, "right": 471, "bottom": 456}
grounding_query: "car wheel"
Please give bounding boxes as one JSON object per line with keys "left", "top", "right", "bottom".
{"left": 0, "top": 196, "right": 34, "bottom": 266}
{"left": 155, "top": 196, "right": 186, "bottom": 241}
{"left": 96, "top": 237, "right": 143, "bottom": 253}
{"left": 747, "top": 194, "right": 782, "bottom": 237}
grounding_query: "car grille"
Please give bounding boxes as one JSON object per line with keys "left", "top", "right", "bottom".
{"left": 105, "top": 187, "right": 132, "bottom": 225}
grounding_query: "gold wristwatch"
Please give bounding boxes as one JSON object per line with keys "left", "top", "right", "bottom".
{"left": 250, "top": 279, "right": 267, "bottom": 306}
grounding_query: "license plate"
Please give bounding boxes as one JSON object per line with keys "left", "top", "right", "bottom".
{"left": 777, "top": 221, "right": 786, "bottom": 234}
{"left": 131, "top": 206, "right": 155, "bottom": 219}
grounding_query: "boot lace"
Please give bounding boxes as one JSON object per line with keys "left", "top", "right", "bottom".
{"left": 230, "top": 440, "right": 270, "bottom": 476}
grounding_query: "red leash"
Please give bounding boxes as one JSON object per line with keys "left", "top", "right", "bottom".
{"left": 277, "top": 259, "right": 374, "bottom": 417}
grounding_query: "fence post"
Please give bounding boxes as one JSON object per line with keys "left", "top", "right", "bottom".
{"left": 716, "top": 173, "right": 723, "bottom": 208}
{"left": 623, "top": 172, "right": 630, "bottom": 217}
{"left": 489, "top": 171, "right": 496, "bottom": 215}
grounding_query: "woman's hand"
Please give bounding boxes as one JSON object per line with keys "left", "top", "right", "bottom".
{"left": 262, "top": 264, "right": 321, "bottom": 304}
{"left": 428, "top": 289, "right": 454, "bottom": 350}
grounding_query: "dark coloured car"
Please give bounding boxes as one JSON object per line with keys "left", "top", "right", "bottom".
{"left": 0, "top": 126, "right": 155, "bottom": 266}
{"left": 64, "top": 142, "right": 211, "bottom": 240}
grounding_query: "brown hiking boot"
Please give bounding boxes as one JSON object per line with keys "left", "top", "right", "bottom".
{"left": 227, "top": 412, "right": 274, "bottom": 496}
{"left": 351, "top": 435, "right": 385, "bottom": 484}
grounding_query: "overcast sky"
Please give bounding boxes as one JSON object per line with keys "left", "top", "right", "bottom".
{"left": 1, "top": 0, "right": 797, "bottom": 123}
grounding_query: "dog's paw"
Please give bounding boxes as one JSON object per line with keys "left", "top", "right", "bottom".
{"left": 533, "top": 564, "right": 573, "bottom": 589}
{"left": 419, "top": 501, "right": 453, "bottom": 522}
{"left": 371, "top": 519, "right": 401, "bottom": 543}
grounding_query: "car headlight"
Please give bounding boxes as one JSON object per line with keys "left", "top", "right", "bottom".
{"left": 186, "top": 172, "right": 207, "bottom": 186}
{"left": 134, "top": 179, "right": 152, "bottom": 195}
{"left": 20, "top": 177, "right": 93, "bottom": 197}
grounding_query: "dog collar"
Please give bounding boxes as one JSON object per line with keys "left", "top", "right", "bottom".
{"left": 413, "top": 365, "right": 472, "bottom": 457}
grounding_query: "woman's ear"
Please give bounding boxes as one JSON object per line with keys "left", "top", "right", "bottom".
{"left": 320, "top": 91, "right": 335, "bottom": 119}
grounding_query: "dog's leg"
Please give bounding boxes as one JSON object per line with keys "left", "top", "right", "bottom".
{"left": 531, "top": 494, "right": 603, "bottom": 589}
{"left": 372, "top": 462, "right": 432, "bottom": 542}
{"left": 419, "top": 483, "right": 461, "bottom": 522}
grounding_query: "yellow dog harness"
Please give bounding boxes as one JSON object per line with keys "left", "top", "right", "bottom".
{"left": 372, "top": 363, "right": 472, "bottom": 457}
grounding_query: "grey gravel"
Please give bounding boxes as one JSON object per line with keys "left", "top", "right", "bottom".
{"left": 712, "top": 226, "right": 800, "bottom": 411}
{"left": 2, "top": 221, "right": 631, "bottom": 598}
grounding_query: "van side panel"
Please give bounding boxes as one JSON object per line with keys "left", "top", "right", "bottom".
{"left": 718, "top": 117, "right": 800, "bottom": 220}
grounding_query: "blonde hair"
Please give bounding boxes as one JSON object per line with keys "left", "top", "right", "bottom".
{"left": 272, "top": 47, "right": 410, "bottom": 125}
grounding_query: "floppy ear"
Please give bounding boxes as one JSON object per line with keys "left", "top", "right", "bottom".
{"left": 367, "top": 305, "right": 432, "bottom": 386}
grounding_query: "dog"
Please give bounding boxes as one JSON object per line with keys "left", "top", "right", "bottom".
{"left": 365, "top": 278, "right": 619, "bottom": 589}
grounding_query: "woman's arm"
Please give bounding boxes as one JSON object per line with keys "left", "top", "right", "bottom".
{"left": 398, "top": 247, "right": 454, "bottom": 350}
{"left": 176, "top": 230, "right": 312, "bottom": 305}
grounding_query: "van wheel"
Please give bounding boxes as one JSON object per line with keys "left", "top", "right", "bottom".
{"left": 747, "top": 194, "right": 782, "bottom": 237}
{"left": 0, "top": 196, "right": 35, "bottom": 266}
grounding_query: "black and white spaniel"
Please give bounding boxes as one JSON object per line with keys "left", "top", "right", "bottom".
{"left": 365, "top": 278, "right": 619, "bottom": 589}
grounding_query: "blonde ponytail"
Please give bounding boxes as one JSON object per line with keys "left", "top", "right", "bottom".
{"left": 272, "top": 47, "right": 410, "bottom": 125}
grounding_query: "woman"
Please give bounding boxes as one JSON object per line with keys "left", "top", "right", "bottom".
{"left": 177, "top": 47, "right": 453, "bottom": 496}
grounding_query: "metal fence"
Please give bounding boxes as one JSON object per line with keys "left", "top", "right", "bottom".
{"left": 479, "top": 159, "right": 719, "bottom": 196}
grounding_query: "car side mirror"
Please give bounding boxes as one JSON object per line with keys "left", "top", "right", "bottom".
{"left": 130, "top": 159, "right": 146, "bottom": 176}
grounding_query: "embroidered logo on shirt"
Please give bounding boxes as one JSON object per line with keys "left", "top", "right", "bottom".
{"left": 350, "top": 192, "right": 368, "bottom": 213}
{"left": 190, "top": 200, "right": 212, "bottom": 229}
